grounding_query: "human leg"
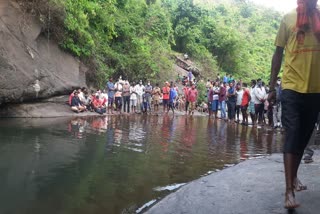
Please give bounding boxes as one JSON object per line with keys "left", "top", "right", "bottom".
{"left": 241, "top": 105, "right": 247, "bottom": 124}
{"left": 273, "top": 104, "right": 278, "bottom": 127}
{"left": 185, "top": 101, "right": 189, "bottom": 114}
{"left": 220, "top": 101, "right": 226, "bottom": 119}
{"left": 137, "top": 95, "right": 142, "bottom": 112}
{"left": 282, "top": 90, "right": 320, "bottom": 209}
{"left": 230, "top": 101, "right": 236, "bottom": 122}
{"left": 71, "top": 106, "right": 80, "bottom": 112}
{"left": 249, "top": 102, "right": 255, "bottom": 125}
{"left": 236, "top": 105, "right": 240, "bottom": 121}
{"left": 108, "top": 98, "right": 114, "bottom": 114}
{"left": 278, "top": 103, "right": 282, "bottom": 127}
{"left": 227, "top": 101, "right": 231, "bottom": 120}
{"left": 259, "top": 104, "right": 264, "bottom": 124}
{"left": 147, "top": 96, "right": 152, "bottom": 112}
{"left": 123, "top": 96, "right": 128, "bottom": 113}
{"left": 213, "top": 100, "right": 219, "bottom": 118}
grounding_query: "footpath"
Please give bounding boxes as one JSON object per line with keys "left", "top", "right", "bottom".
{"left": 146, "top": 150, "right": 320, "bottom": 214}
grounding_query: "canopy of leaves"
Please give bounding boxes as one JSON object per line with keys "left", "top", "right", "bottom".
{"left": 22, "top": 0, "right": 282, "bottom": 86}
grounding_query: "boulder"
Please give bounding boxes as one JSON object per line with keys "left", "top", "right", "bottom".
{"left": 0, "top": 0, "right": 88, "bottom": 105}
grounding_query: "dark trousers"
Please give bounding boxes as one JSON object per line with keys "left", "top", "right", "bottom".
{"left": 123, "top": 96, "right": 130, "bottom": 113}
{"left": 255, "top": 103, "right": 264, "bottom": 122}
{"left": 185, "top": 101, "right": 189, "bottom": 112}
{"left": 235, "top": 105, "right": 241, "bottom": 119}
{"left": 227, "top": 101, "right": 236, "bottom": 120}
{"left": 115, "top": 97, "right": 122, "bottom": 110}
{"left": 94, "top": 107, "right": 106, "bottom": 115}
{"left": 282, "top": 89, "right": 320, "bottom": 155}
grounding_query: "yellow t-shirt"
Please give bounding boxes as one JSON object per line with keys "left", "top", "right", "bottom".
{"left": 275, "top": 10, "right": 320, "bottom": 93}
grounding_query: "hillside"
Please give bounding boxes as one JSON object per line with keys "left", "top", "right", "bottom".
{"left": 17, "top": 0, "right": 282, "bottom": 86}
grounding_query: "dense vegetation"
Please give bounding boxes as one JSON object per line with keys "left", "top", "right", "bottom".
{"left": 21, "top": 0, "right": 282, "bottom": 86}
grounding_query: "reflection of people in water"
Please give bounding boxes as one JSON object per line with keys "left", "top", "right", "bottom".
{"left": 182, "top": 117, "right": 195, "bottom": 148}
{"left": 68, "top": 118, "right": 86, "bottom": 139}
{"left": 106, "top": 117, "right": 116, "bottom": 150}
{"left": 240, "top": 126, "right": 249, "bottom": 160}
{"left": 91, "top": 117, "right": 108, "bottom": 133}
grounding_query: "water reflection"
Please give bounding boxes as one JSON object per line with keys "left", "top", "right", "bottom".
{"left": 0, "top": 116, "right": 283, "bottom": 214}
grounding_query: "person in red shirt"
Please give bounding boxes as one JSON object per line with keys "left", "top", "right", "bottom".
{"left": 68, "top": 90, "right": 76, "bottom": 106}
{"left": 241, "top": 83, "right": 251, "bottom": 125}
{"left": 162, "top": 82, "right": 170, "bottom": 112}
{"left": 92, "top": 95, "right": 106, "bottom": 115}
{"left": 188, "top": 84, "right": 198, "bottom": 116}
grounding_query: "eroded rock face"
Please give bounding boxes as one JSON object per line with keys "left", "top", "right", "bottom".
{"left": 0, "top": 0, "right": 88, "bottom": 105}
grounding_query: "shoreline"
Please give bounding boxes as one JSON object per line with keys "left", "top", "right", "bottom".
{"left": 0, "top": 99, "right": 208, "bottom": 118}
{"left": 145, "top": 150, "right": 320, "bottom": 214}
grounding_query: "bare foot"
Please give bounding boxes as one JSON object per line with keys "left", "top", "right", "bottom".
{"left": 285, "top": 191, "right": 300, "bottom": 209}
{"left": 294, "top": 178, "right": 307, "bottom": 191}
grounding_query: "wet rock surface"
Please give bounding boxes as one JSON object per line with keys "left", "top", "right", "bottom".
{"left": 0, "top": 96, "right": 96, "bottom": 118}
{"left": 146, "top": 151, "right": 320, "bottom": 214}
{"left": 0, "top": 0, "right": 88, "bottom": 105}
{"left": 0, "top": 95, "right": 209, "bottom": 118}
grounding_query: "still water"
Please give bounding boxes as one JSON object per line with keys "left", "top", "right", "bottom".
{"left": 0, "top": 115, "right": 283, "bottom": 214}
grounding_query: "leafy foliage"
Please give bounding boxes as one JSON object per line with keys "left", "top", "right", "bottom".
{"left": 22, "top": 0, "right": 282, "bottom": 86}
{"left": 196, "top": 81, "right": 207, "bottom": 104}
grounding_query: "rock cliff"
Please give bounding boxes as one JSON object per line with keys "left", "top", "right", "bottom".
{"left": 0, "top": 0, "right": 88, "bottom": 105}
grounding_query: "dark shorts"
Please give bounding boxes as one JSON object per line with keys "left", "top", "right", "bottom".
{"left": 282, "top": 89, "right": 320, "bottom": 155}
{"left": 115, "top": 97, "right": 122, "bottom": 107}
{"left": 108, "top": 97, "right": 114, "bottom": 106}
{"left": 241, "top": 104, "right": 248, "bottom": 111}
{"left": 163, "top": 99, "right": 169, "bottom": 106}
{"left": 169, "top": 101, "right": 174, "bottom": 108}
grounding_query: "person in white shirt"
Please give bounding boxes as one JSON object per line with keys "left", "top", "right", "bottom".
{"left": 130, "top": 81, "right": 137, "bottom": 113}
{"left": 249, "top": 80, "right": 257, "bottom": 125}
{"left": 101, "top": 90, "right": 108, "bottom": 108}
{"left": 212, "top": 82, "right": 220, "bottom": 119}
{"left": 134, "top": 80, "right": 145, "bottom": 112}
{"left": 78, "top": 88, "right": 85, "bottom": 103}
{"left": 235, "top": 83, "right": 244, "bottom": 122}
{"left": 253, "top": 79, "right": 267, "bottom": 125}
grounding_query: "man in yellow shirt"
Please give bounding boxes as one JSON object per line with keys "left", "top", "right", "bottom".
{"left": 269, "top": 0, "right": 320, "bottom": 209}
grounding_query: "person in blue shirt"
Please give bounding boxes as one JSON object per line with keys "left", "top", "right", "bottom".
{"left": 106, "top": 77, "right": 115, "bottom": 114}
{"left": 223, "top": 74, "right": 228, "bottom": 84}
{"left": 168, "top": 82, "right": 177, "bottom": 114}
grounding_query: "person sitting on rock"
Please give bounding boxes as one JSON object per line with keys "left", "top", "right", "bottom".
{"left": 70, "top": 91, "right": 86, "bottom": 113}
{"left": 69, "top": 90, "right": 76, "bottom": 106}
{"left": 92, "top": 95, "right": 106, "bottom": 115}
{"left": 82, "top": 90, "right": 93, "bottom": 111}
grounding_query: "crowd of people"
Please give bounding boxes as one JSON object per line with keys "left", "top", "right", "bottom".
{"left": 68, "top": 72, "right": 284, "bottom": 128}
{"left": 205, "top": 75, "right": 282, "bottom": 128}
{"left": 68, "top": 76, "right": 199, "bottom": 116}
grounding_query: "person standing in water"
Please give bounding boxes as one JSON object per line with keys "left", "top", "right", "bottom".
{"left": 188, "top": 84, "right": 198, "bottom": 116}
{"left": 152, "top": 83, "right": 162, "bottom": 113}
{"left": 168, "top": 82, "right": 177, "bottom": 114}
{"left": 269, "top": 0, "right": 320, "bottom": 209}
{"left": 106, "top": 77, "right": 115, "bottom": 114}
